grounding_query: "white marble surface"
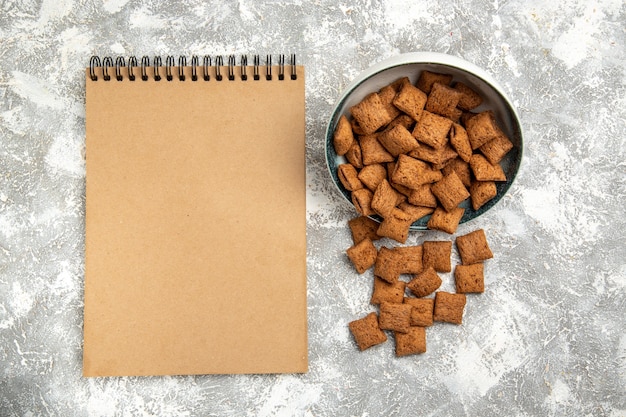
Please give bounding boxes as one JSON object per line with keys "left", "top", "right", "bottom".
{"left": 1, "top": 0, "right": 625, "bottom": 416}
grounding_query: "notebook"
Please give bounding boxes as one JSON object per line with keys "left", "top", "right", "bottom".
{"left": 83, "top": 54, "right": 307, "bottom": 377}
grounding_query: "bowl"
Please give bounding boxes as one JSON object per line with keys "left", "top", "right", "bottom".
{"left": 325, "top": 52, "right": 523, "bottom": 230}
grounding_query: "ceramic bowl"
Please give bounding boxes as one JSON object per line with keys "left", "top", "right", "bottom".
{"left": 325, "top": 52, "right": 523, "bottom": 230}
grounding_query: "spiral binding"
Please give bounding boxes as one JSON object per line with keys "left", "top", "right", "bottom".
{"left": 89, "top": 54, "right": 297, "bottom": 82}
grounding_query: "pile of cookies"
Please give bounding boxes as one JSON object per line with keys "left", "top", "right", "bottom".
{"left": 332, "top": 69, "right": 509, "bottom": 356}
{"left": 346, "top": 220, "right": 493, "bottom": 356}
{"left": 333, "top": 70, "right": 514, "bottom": 238}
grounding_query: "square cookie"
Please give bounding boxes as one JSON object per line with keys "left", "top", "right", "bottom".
{"left": 350, "top": 93, "right": 393, "bottom": 134}
{"left": 431, "top": 171, "right": 470, "bottom": 212}
{"left": 349, "top": 312, "right": 388, "bottom": 351}
{"left": 407, "top": 266, "right": 442, "bottom": 298}
{"left": 359, "top": 134, "right": 395, "bottom": 165}
{"left": 346, "top": 237, "right": 378, "bottom": 274}
{"left": 379, "top": 302, "right": 412, "bottom": 334}
{"left": 371, "top": 276, "right": 406, "bottom": 305}
{"left": 404, "top": 297, "right": 434, "bottom": 327}
{"left": 377, "top": 208, "right": 413, "bottom": 244}
{"left": 416, "top": 70, "right": 453, "bottom": 94}
{"left": 465, "top": 111, "right": 501, "bottom": 149}
{"left": 348, "top": 216, "right": 381, "bottom": 245}
{"left": 393, "top": 82, "right": 428, "bottom": 121}
{"left": 395, "top": 326, "right": 427, "bottom": 356}
{"left": 455, "top": 263, "right": 485, "bottom": 293}
{"left": 433, "top": 292, "right": 467, "bottom": 324}
{"left": 412, "top": 110, "right": 453, "bottom": 149}
{"left": 469, "top": 181, "right": 497, "bottom": 211}
{"left": 469, "top": 154, "right": 507, "bottom": 182}
{"left": 333, "top": 115, "right": 355, "bottom": 156}
{"left": 456, "top": 229, "right": 494, "bottom": 265}
{"left": 425, "top": 82, "right": 462, "bottom": 120}
{"left": 378, "top": 124, "right": 419, "bottom": 156}
{"left": 422, "top": 240, "right": 452, "bottom": 272}
{"left": 374, "top": 246, "right": 401, "bottom": 283}
{"left": 426, "top": 206, "right": 465, "bottom": 234}
{"left": 371, "top": 179, "right": 399, "bottom": 218}
{"left": 392, "top": 154, "right": 443, "bottom": 189}
{"left": 393, "top": 245, "right": 424, "bottom": 275}
{"left": 358, "top": 163, "right": 387, "bottom": 192}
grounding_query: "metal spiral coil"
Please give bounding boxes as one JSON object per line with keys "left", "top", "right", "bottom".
{"left": 88, "top": 54, "right": 297, "bottom": 81}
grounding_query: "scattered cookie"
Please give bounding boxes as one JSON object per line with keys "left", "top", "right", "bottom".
{"left": 395, "top": 326, "right": 427, "bottom": 356}
{"left": 346, "top": 225, "right": 494, "bottom": 354}
{"left": 433, "top": 291, "right": 466, "bottom": 324}
{"left": 404, "top": 297, "right": 434, "bottom": 327}
{"left": 374, "top": 246, "right": 401, "bottom": 283}
{"left": 346, "top": 238, "right": 378, "bottom": 274}
{"left": 393, "top": 245, "right": 424, "bottom": 275}
{"left": 407, "top": 266, "right": 442, "bottom": 297}
{"left": 379, "top": 302, "right": 412, "bottom": 333}
{"left": 422, "top": 240, "right": 452, "bottom": 272}
{"left": 455, "top": 263, "right": 485, "bottom": 293}
{"left": 371, "top": 277, "right": 406, "bottom": 305}
{"left": 456, "top": 229, "right": 493, "bottom": 265}
{"left": 349, "top": 312, "right": 388, "bottom": 350}
{"left": 348, "top": 216, "right": 381, "bottom": 245}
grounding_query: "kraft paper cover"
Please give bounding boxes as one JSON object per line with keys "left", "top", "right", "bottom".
{"left": 84, "top": 65, "right": 307, "bottom": 376}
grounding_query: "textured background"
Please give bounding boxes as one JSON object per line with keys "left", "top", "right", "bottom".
{"left": 1, "top": 0, "right": 625, "bottom": 416}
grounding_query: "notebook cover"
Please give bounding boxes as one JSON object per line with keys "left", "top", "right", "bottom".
{"left": 83, "top": 64, "right": 307, "bottom": 376}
